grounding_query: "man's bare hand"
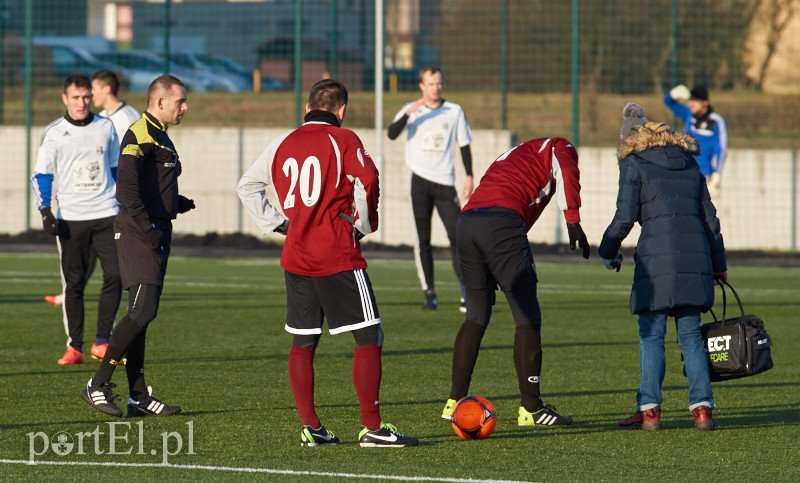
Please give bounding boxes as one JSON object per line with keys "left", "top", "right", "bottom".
{"left": 406, "top": 98, "right": 426, "bottom": 116}
{"left": 462, "top": 176, "right": 474, "bottom": 199}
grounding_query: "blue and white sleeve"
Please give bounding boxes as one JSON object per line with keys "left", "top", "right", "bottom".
{"left": 31, "top": 173, "right": 54, "bottom": 210}
{"left": 31, "top": 133, "right": 58, "bottom": 210}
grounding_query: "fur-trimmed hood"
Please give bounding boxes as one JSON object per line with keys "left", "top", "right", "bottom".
{"left": 617, "top": 124, "right": 700, "bottom": 162}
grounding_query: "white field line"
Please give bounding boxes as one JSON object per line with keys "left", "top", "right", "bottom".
{"left": 0, "top": 458, "right": 531, "bottom": 483}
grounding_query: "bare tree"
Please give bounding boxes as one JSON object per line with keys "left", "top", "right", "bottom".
{"left": 754, "top": 0, "right": 797, "bottom": 90}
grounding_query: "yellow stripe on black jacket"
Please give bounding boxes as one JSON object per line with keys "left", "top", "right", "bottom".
{"left": 117, "top": 111, "right": 182, "bottom": 223}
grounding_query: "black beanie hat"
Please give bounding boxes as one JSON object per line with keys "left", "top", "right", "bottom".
{"left": 690, "top": 86, "right": 709, "bottom": 101}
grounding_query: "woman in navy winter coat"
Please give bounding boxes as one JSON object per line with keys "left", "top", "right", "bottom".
{"left": 599, "top": 103, "right": 727, "bottom": 431}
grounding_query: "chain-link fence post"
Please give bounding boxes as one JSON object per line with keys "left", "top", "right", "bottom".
{"left": 293, "top": 0, "right": 302, "bottom": 127}
{"left": 24, "top": 0, "right": 32, "bottom": 232}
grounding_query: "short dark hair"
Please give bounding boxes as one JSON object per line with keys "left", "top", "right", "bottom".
{"left": 147, "top": 74, "right": 185, "bottom": 103}
{"left": 308, "top": 79, "right": 348, "bottom": 112}
{"left": 419, "top": 65, "right": 442, "bottom": 83}
{"left": 92, "top": 69, "right": 121, "bottom": 96}
{"left": 64, "top": 73, "right": 91, "bottom": 93}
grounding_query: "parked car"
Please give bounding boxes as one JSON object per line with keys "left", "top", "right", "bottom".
{"left": 259, "top": 76, "right": 291, "bottom": 91}
{"left": 169, "top": 52, "right": 251, "bottom": 93}
{"left": 94, "top": 50, "right": 222, "bottom": 92}
{"left": 33, "top": 35, "right": 115, "bottom": 55}
{"left": 171, "top": 53, "right": 289, "bottom": 92}
{"left": 6, "top": 39, "right": 126, "bottom": 88}
{"left": 215, "top": 55, "right": 290, "bottom": 91}
{"left": 32, "top": 44, "right": 129, "bottom": 87}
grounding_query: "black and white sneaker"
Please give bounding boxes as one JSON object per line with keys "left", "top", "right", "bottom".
{"left": 301, "top": 425, "right": 340, "bottom": 447}
{"left": 358, "top": 423, "right": 419, "bottom": 447}
{"left": 81, "top": 378, "right": 123, "bottom": 417}
{"left": 127, "top": 396, "right": 182, "bottom": 417}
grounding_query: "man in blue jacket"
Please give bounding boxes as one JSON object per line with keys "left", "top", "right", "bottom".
{"left": 664, "top": 84, "right": 728, "bottom": 199}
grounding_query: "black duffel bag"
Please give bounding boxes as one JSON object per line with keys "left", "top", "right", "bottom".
{"left": 697, "top": 280, "right": 773, "bottom": 382}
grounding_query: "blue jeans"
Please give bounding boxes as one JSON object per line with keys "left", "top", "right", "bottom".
{"left": 636, "top": 309, "right": 714, "bottom": 411}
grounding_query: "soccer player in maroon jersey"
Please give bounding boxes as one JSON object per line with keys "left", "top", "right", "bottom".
{"left": 237, "top": 79, "right": 418, "bottom": 447}
{"left": 440, "top": 137, "right": 590, "bottom": 427}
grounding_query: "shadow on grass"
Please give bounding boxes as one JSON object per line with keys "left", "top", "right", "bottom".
{"left": 124, "top": 340, "right": 639, "bottom": 364}
{"left": 383, "top": 340, "right": 637, "bottom": 357}
{"left": 0, "top": 408, "right": 250, "bottom": 431}
{"left": 0, "top": 353, "right": 286, "bottom": 376}
{"left": 705, "top": 402, "right": 800, "bottom": 426}
{"left": 0, "top": 367, "right": 93, "bottom": 377}
{"left": 415, "top": 399, "right": 800, "bottom": 445}
{"left": 423, "top": 423, "right": 612, "bottom": 443}
{"left": 148, "top": 353, "right": 287, "bottom": 364}
{"left": 0, "top": 295, "right": 56, "bottom": 304}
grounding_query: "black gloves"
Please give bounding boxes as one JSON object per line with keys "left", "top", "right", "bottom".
{"left": 40, "top": 207, "right": 59, "bottom": 236}
{"left": 177, "top": 195, "right": 195, "bottom": 214}
{"left": 145, "top": 228, "right": 163, "bottom": 251}
{"left": 567, "top": 223, "right": 590, "bottom": 259}
{"left": 273, "top": 219, "right": 289, "bottom": 235}
{"left": 132, "top": 211, "right": 162, "bottom": 251}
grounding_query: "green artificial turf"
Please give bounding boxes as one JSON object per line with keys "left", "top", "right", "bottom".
{"left": 1, "top": 253, "right": 798, "bottom": 482}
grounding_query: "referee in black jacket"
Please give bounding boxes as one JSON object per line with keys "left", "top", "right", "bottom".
{"left": 82, "top": 75, "right": 195, "bottom": 417}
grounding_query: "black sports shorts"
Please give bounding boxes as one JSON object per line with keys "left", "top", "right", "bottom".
{"left": 284, "top": 268, "right": 381, "bottom": 335}
{"left": 457, "top": 207, "right": 537, "bottom": 291}
{"left": 114, "top": 217, "right": 172, "bottom": 289}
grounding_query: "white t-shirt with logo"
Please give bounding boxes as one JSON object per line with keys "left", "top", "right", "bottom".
{"left": 33, "top": 115, "right": 120, "bottom": 220}
{"left": 392, "top": 100, "right": 472, "bottom": 186}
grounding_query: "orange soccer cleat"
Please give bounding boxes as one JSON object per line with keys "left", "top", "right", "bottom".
{"left": 44, "top": 293, "right": 65, "bottom": 306}
{"left": 91, "top": 343, "right": 126, "bottom": 365}
{"left": 90, "top": 343, "right": 108, "bottom": 360}
{"left": 57, "top": 347, "right": 84, "bottom": 366}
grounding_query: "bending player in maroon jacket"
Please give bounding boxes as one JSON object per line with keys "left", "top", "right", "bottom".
{"left": 237, "top": 79, "right": 418, "bottom": 447}
{"left": 441, "top": 137, "right": 590, "bottom": 427}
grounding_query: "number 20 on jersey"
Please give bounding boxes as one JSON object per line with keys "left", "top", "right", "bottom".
{"left": 282, "top": 156, "right": 322, "bottom": 209}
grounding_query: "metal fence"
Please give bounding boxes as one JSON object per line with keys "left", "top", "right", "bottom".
{"left": 1, "top": 0, "right": 799, "bottom": 249}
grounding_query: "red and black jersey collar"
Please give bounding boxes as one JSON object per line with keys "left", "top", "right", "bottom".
{"left": 304, "top": 110, "right": 340, "bottom": 127}
{"left": 144, "top": 111, "right": 168, "bottom": 131}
